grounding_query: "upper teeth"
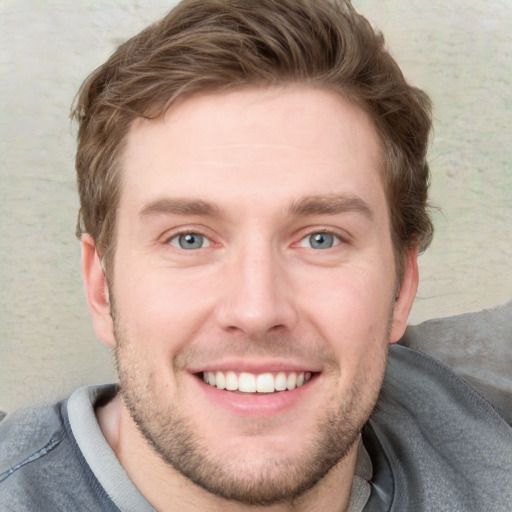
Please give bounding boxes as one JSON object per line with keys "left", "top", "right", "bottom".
{"left": 202, "top": 371, "right": 312, "bottom": 393}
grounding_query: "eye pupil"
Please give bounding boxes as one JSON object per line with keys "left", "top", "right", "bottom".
{"left": 179, "top": 233, "right": 203, "bottom": 249}
{"left": 310, "top": 233, "right": 334, "bottom": 249}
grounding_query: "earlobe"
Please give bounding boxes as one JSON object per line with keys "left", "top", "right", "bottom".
{"left": 389, "top": 247, "right": 419, "bottom": 343}
{"left": 81, "top": 234, "right": 116, "bottom": 347}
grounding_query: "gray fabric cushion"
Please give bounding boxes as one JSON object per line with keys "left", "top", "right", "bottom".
{"left": 400, "top": 300, "right": 512, "bottom": 425}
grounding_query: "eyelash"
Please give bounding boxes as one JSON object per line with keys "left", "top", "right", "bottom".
{"left": 296, "top": 230, "right": 343, "bottom": 250}
{"left": 165, "top": 229, "right": 213, "bottom": 250}
{"left": 163, "top": 227, "right": 346, "bottom": 252}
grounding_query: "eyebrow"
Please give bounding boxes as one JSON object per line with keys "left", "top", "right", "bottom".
{"left": 139, "top": 194, "right": 374, "bottom": 220}
{"left": 139, "top": 198, "right": 222, "bottom": 218}
{"left": 288, "top": 194, "right": 374, "bottom": 219}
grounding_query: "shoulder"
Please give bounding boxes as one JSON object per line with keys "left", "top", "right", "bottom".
{"left": 0, "top": 401, "right": 70, "bottom": 510}
{"left": 0, "top": 401, "right": 64, "bottom": 478}
{"left": 400, "top": 300, "right": 512, "bottom": 423}
{"left": 0, "top": 391, "right": 120, "bottom": 512}
{"left": 364, "top": 341, "right": 512, "bottom": 511}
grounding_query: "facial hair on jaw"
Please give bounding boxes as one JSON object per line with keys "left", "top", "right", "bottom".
{"left": 111, "top": 303, "right": 392, "bottom": 506}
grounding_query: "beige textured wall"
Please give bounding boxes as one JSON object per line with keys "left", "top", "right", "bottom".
{"left": 1, "top": 0, "right": 511, "bottom": 413}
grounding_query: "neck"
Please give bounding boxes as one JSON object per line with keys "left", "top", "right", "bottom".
{"left": 96, "top": 395, "right": 358, "bottom": 512}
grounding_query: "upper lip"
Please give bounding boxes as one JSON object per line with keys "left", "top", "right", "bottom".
{"left": 188, "top": 357, "right": 323, "bottom": 375}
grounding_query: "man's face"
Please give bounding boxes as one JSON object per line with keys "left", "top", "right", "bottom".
{"left": 94, "top": 86, "right": 416, "bottom": 504}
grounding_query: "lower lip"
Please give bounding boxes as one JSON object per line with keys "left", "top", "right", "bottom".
{"left": 192, "top": 374, "right": 319, "bottom": 416}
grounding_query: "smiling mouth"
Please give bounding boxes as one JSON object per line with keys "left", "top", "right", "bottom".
{"left": 200, "top": 371, "right": 314, "bottom": 393}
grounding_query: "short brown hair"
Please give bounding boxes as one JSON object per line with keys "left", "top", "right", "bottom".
{"left": 73, "top": 0, "right": 433, "bottom": 278}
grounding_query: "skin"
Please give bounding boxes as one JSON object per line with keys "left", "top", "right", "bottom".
{"left": 82, "top": 86, "right": 418, "bottom": 512}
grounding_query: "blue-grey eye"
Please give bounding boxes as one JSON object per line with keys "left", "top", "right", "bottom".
{"left": 299, "top": 232, "right": 339, "bottom": 249}
{"left": 169, "top": 233, "right": 210, "bottom": 250}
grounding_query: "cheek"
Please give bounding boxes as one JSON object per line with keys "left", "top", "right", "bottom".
{"left": 294, "top": 265, "right": 395, "bottom": 388}
{"left": 113, "top": 263, "right": 217, "bottom": 336}
{"left": 299, "top": 264, "right": 394, "bottom": 333}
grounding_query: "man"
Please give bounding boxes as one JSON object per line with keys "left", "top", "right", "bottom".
{"left": 1, "top": 0, "right": 511, "bottom": 510}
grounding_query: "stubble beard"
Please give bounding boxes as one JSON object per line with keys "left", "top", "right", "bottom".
{"left": 113, "top": 318, "right": 389, "bottom": 506}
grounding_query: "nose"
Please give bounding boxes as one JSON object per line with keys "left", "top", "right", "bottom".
{"left": 215, "top": 243, "right": 299, "bottom": 338}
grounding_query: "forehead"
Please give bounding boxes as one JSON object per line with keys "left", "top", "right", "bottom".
{"left": 120, "top": 86, "right": 385, "bottom": 215}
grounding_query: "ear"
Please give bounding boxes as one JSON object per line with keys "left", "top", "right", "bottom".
{"left": 389, "top": 247, "right": 419, "bottom": 343}
{"left": 81, "top": 234, "right": 116, "bottom": 348}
